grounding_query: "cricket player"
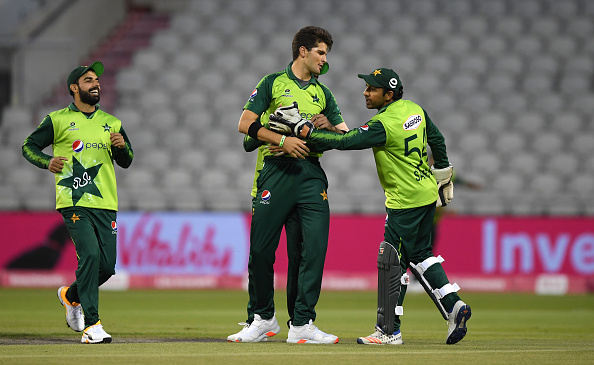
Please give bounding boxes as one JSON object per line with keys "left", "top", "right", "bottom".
{"left": 269, "top": 67, "right": 471, "bottom": 345}
{"left": 229, "top": 26, "right": 347, "bottom": 344}
{"left": 22, "top": 61, "right": 133, "bottom": 344}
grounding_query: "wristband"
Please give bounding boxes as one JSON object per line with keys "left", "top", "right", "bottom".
{"left": 279, "top": 135, "right": 286, "bottom": 147}
{"left": 247, "top": 121, "right": 263, "bottom": 139}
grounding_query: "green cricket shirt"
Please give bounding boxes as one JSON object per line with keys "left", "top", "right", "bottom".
{"left": 22, "top": 103, "right": 133, "bottom": 210}
{"left": 244, "top": 62, "right": 345, "bottom": 197}
{"left": 306, "top": 99, "right": 450, "bottom": 209}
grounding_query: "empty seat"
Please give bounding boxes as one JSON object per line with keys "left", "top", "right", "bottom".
{"left": 520, "top": 72, "right": 555, "bottom": 94}
{"left": 569, "top": 175, "right": 594, "bottom": 194}
{"left": 565, "top": 18, "right": 593, "bottom": 40}
{"left": 447, "top": 74, "right": 478, "bottom": 95}
{"left": 492, "top": 173, "right": 525, "bottom": 194}
{"left": 469, "top": 153, "right": 501, "bottom": 178}
{"left": 456, "top": 54, "right": 487, "bottom": 75}
{"left": 544, "top": 197, "right": 582, "bottom": 216}
{"left": 529, "top": 18, "right": 559, "bottom": 37}
{"left": 532, "top": 94, "right": 563, "bottom": 115}
{"left": 512, "top": 0, "right": 543, "bottom": 17}
{"left": 177, "top": 148, "right": 208, "bottom": 172}
{"left": 113, "top": 107, "right": 142, "bottom": 132}
{"left": 151, "top": 30, "right": 183, "bottom": 54}
{"left": 458, "top": 132, "right": 489, "bottom": 154}
{"left": 564, "top": 56, "right": 593, "bottom": 74}
{"left": 423, "top": 55, "right": 453, "bottom": 75}
{"left": 478, "top": 112, "right": 507, "bottom": 134}
{"left": 572, "top": 134, "right": 594, "bottom": 154}
{"left": 147, "top": 109, "right": 178, "bottom": 131}
{"left": 493, "top": 54, "right": 523, "bottom": 74}
{"left": 531, "top": 133, "right": 563, "bottom": 155}
{"left": 138, "top": 90, "right": 170, "bottom": 110}
{"left": 495, "top": 132, "right": 524, "bottom": 156}
{"left": 559, "top": 73, "right": 591, "bottom": 95}
{"left": 512, "top": 36, "right": 543, "bottom": 57}
{"left": 508, "top": 154, "right": 540, "bottom": 175}
{"left": 549, "top": 155, "right": 579, "bottom": 175}
{"left": 515, "top": 112, "right": 545, "bottom": 134}
{"left": 132, "top": 49, "right": 165, "bottom": 73}
{"left": 172, "top": 50, "right": 202, "bottom": 72}
{"left": 547, "top": 36, "right": 577, "bottom": 58}
{"left": 530, "top": 174, "right": 561, "bottom": 194}
{"left": 550, "top": 112, "right": 582, "bottom": 136}
{"left": 122, "top": 168, "right": 156, "bottom": 188}
{"left": 141, "top": 150, "right": 170, "bottom": 169}
{"left": 162, "top": 129, "right": 195, "bottom": 152}
{"left": 569, "top": 94, "right": 594, "bottom": 115}
{"left": 484, "top": 72, "right": 516, "bottom": 93}
{"left": 158, "top": 70, "right": 189, "bottom": 94}
{"left": 407, "top": 36, "right": 435, "bottom": 56}
{"left": 160, "top": 168, "right": 193, "bottom": 189}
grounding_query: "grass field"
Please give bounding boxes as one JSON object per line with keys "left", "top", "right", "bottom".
{"left": 1, "top": 288, "right": 593, "bottom": 364}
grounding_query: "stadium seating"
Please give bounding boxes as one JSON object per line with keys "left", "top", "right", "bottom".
{"left": 1, "top": 0, "right": 593, "bottom": 215}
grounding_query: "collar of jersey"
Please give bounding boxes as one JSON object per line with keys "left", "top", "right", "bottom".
{"left": 285, "top": 62, "right": 319, "bottom": 86}
{"left": 376, "top": 99, "right": 401, "bottom": 114}
{"left": 68, "top": 102, "right": 99, "bottom": 119}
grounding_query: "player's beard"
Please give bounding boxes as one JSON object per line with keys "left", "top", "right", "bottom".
{"left": 80, "top": 87, "right": 100, "bottom": 106}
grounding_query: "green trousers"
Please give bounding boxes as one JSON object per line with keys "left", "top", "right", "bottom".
{"left": 247, "top": 157, "right": 330, "bottom": 326}
{"left": 60, "top": 207, "right": 117, "bottom": 327}
{"left": 384, "top": 203, "right": 460, "bottom": 331}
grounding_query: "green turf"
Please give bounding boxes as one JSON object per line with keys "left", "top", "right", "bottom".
{"left": 1, "top": 288, "right": 593, "bottom": 364}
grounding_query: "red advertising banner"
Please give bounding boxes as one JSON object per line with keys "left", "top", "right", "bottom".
{"left": 1, "top": 212, "right": 593, "bottom": 293}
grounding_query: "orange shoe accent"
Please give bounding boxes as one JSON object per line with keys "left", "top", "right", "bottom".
{"left": 59, "top": 287, "right": 73, "bottom": 306}
{"left": 297, "top": 339, "right": 308, "bottom": 343}
{"left": 265, "top": 331, "right": 277, "bottom": 337}
{"left": 333, "top": 338, "right": 339, "bottom": 344}
{"left": 84, "top": 320, "right": 101, "bottom": 332}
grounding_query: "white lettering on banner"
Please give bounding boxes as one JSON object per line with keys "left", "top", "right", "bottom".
{"left": 116, "top": 212, "right": 249, "bottom": 275}
{"left": 482, "top": 220, "right": 594, "bottom": 274}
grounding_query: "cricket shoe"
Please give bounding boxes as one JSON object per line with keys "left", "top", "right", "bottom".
{"left": 57, "top": 286, "right": 84, "bottom": 332}
{"left": 446, "top": 300, "right": 471, "bottom": 344}
{"left": 357, "top": 326, "right": 403, "bottom": 345}
{"left": 81, "top": 321, "right": 112, "bottom": 344}
{"left": 227, "top": 314, "right": 281, "bottom": 342}
{"left": 287, "top": 320, "right": 339, "bottom": 344}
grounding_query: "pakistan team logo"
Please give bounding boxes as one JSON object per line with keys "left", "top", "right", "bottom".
{"left": 57, "top": 156, "right": 103, "bottom": 205}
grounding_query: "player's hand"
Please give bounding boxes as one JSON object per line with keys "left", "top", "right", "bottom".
{"left": 268, "top": 145, "right": 286, "bottom": 156}
{"left": 281, "top": 136, "right": 309, "bottom": 159}
{"left": 269, "top": 114, "right": 314, "bottom": 139}
{"left": 49, "top": 156, "right": 68, "bottom": 173}
{"left": 311, "top": 114, "right": 332, "bottom": 130}
{"left": 432, "top": 164, "right": 454, "bottom": 207}
{"left": 110, "top": 132, "right": 125, "bottom": 148}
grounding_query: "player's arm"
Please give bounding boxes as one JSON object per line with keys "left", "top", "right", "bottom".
{"left": 305, "top": 120, "right": 386, "bottom": 152}
{"left": 243, "top": 134, "right": 264, "bottom": 152}
{"left": 425, "top": 111, "right": 449, "bottom": 168}
{"left": 111, "top": 126, "right": 134, "bottom": 168}
{"left": 22, "top": 115, "right": 63, "bottom": 171}
{"left": 239, "top": 109, "right": 310, "bottom": 159}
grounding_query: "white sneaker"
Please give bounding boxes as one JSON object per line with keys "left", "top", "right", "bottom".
{"left": 81, "top": 321, "right": 112, "bottom": 344}
{"left": 446, "top": 300, "right": 471, "bottom": 344}
{"left": 227, "top": 314, "right": 281, "bottom": 342}
{"left": 357, "top": 326, "right": 403, "bottom": 345}
{"left": 57, "top": 286, "right": 84, "bottom": 332}
{"left": 287, "top": 320, "right": 339, "bottom": 344}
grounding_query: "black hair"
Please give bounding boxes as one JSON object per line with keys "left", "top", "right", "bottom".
{"left": 292, "top": 26, "right": 333, "bottom": 60}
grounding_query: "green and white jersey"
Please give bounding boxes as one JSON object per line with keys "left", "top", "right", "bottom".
{"left": 243, "top": 62, "right": 345, "bottom": 197}
{"left": 306, "top": 99, "right": 449, "bottom": 209}
{"left": 22, "top": 103, "right": 133, "bottom": 210}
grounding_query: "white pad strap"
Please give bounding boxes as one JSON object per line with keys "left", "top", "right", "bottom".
{"left": 432, "top": 283, "right": 460, "bottom": 300}
{"left": 395, "top": 306, "right": 403, "bottom": 316}
{"left": 401, "top": 273, "right": 410, "bottom": 285}
{"left": 414, "top": 256, "right": 444, "bottom": 276}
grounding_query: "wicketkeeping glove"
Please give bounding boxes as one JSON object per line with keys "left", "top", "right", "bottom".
{"left": 268, "top": 102, "right": 314, "bottom": 139}
{"left": 432, "top": 164, "right": 454, "bottom": 207}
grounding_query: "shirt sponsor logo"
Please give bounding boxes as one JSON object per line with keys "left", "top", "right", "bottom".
{"left": 282, "top": 89, "right": 293, "bottom": 98}
{"left": 359, "top": 124, "right": 370, "bottom": 132}
{"left": 403, "top": 115, "right": 422, "bottom": 130}
{"left": 260, "top": 190, "right": 271, "bottom": 204}
{"left": 72, "top": 140, "right": 84, "bottom": 153}
{"left": 111, "top": 221, "right": 118, "bottom": 234}
{"left": 68, "top": 122, "right": 79, "bottom": 131}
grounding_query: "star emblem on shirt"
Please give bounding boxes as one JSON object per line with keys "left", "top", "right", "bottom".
{"left": 103, "top": 123, "right": 111, "bottom": 132}
{"left": 372, "top": 69, "right": 382, "bottom": 76}
{"left": 312, "top": 94, "right": 319, "bottom": 103}
{"left": 57, "top": 156, "right": 103, "bottom": 206}
{"left": 320, "top": 190, "right": 328, "bottom": 201}
{"left": 70, "top": 213, "right": 80, "bottom": 223}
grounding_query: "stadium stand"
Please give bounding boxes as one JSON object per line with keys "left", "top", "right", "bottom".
{"left": 1, "top": 0, "right": 593, "bottom": 215}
